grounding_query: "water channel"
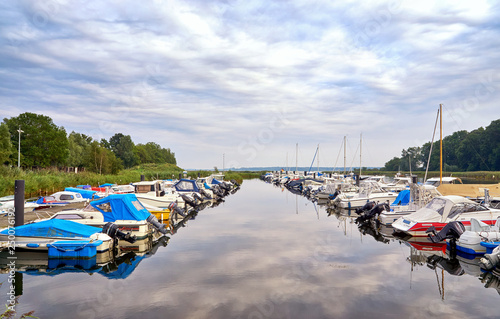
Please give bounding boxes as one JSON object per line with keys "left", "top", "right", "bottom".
{"left": 1, "top": 179, "right": 498, "bottom": 318}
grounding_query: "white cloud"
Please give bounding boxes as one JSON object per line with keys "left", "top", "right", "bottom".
{"left": 0, "top": 0, "right": 499, "bottom": 168}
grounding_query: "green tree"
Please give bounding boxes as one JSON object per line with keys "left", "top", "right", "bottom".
{"left": 135, "top": 142, "right": 176, "bottom": 165}
{"left": 400, "top": 147, "right": 422, "bottom": 171}
{"left": 383, "top": 156, "right": 401, "bottom": 171}
{"left": 456, "top": 127, "right": 489, "bottom": 171}
{"left": 485, "top": 119, "right": 500, "bottom": 170}
{"left": 3, "top": 112, "right": 69, "bottom": 167}
{"left": 85, "top": 141, "right": 122, "bottom": 174}
{"left": 67, "top": 132, "right": 92, "bottom": 167}
{"left": 0, "top": 123, "right": 13, "bottom": 165}
{"left": 109, "top": 133, "right": 137, "bottom": 168}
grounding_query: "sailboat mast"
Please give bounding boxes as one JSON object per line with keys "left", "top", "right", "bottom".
{"left": 317, "top": 144, "right": 319, "bottom": 172}
{"left": 359, "top": 133, "right": 362, "bottom": 176}
{"left": 286, "top": 152, "right": 288, "bottom": 172}
{"left": 440, "top": 104, "right": 443, "bottom": 185}
{"left": 296, "top": 143, "right": 298, "bottom": 173}
{"left": 344, "top": 136, "right": 346, "bottom": 174}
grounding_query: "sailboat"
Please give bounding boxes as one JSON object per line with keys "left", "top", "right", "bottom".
{"left": 392, "top": 105, "right": 500, "bottom": 237}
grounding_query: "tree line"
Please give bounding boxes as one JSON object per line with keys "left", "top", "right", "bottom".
{"left": 0, "top": 112, "right": 177, "bottom": 174}
{"left": 383, "top": 118, "right": 500, "bottom": 172}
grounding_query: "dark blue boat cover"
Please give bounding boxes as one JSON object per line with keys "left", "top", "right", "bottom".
{"left": 90, "top": 194, "right": 152, "bottom": 222}
{"left": 174, "top": 179, "right": 200, "bottom": 192}
{"left": 391, "top": 189, "right": 411, "bottom": 206}
{"left": 65, "top": 187, "right": 98, "bottom": 199}
{"left": 0, "top": 219, "right": 101, "bottom": 238}
{"left": 99, "top": 254, "right": 146, "bottom": 279}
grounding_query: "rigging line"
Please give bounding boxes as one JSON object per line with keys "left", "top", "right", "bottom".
{"left": 332, "top": 139, "right": 344, "bottom": 173}
{"left": 308, "top": 144, "right": 319, "bottom": 173}
{"left": 349, "top": 143, "right": 359, "bottom": 173}
{"left": 443, "top": 105, "right": 491, "bottom": 170}
{"left": 424, "top": 109, "right": 440, "bottom": 182}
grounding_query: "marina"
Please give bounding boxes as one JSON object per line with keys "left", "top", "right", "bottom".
{"left": 1, "top": 178, "right": 500, "bottom": 318}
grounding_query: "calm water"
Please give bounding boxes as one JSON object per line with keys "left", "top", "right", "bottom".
{"left": 1, "top": 179, "right": 499, "bottom": 319}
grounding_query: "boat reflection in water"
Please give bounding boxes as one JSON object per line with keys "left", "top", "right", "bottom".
{"left": 0, "top": 235, "right": 170, "bottom": 278}
{"left": 0, "top": 206, "right": 201, "bottom": 278}
{"left": 324, "top": 201, "right": 500, "bottom": 299}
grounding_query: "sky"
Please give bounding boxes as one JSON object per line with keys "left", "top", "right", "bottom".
{"left": 1, "top": 0, "right": 499, "bottom": 169}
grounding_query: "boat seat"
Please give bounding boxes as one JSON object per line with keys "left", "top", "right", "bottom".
{"left": 470, "top": 218, "right": 490, "bottom": 232}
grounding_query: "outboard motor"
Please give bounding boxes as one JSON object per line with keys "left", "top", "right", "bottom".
{"left": 169, "top": 201, "right": 186, "bottom": 217}
{"left": 199, "top": 188, "right": 212, "bottom": 200}
{"left": 193, "top": 192, "right": 204, "bottom": 202}
{"left": 102, "top": 222, "right": 137, "bottom": 243}
{"left": 329, "top": 189, "right": 340, "bottom": 200}
{"left": 355, "top": 201, "right": 376, "bottom": 215}
{"left": 220, "top": 182, "right": 232, "bottom": 192}
{"left": 146, "top": 214, "right": 169, "bottom": 235}
{"left": 355, "top": 203, "right": 389, "bottom": 224}
{"left": 230, "top": 179, "right": 240, "bottom": 187}
{"left": 480, "top": 246, "right": 500, "bottom": 270}
{"left": 180, "top": 194, "right": 198, "bottom": 208}
{"left": 426, "top": 221, "right": 466, "bottom": 243}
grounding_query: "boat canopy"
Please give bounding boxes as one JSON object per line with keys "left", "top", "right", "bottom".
{"left": 402, "top": 196, "right": 484, "bottom": 223}
{"left": 90, "top": 194, "right": 151, "bottom": 222}
{"left": 34, "top": 196, "right": 58, "bottom": 204}
{"left": 76, "top": 185, "right": 92, "bottom": 189}
{"left": 174, "top": 179, "right": 200, "bottom": 192}
{"left": 65, "top": 187, "right": 98, "bottom": 199}
{"left": 99, "top": 183, "right": 115, "bottom": 187}
{"left": 0, "top": 219, "right": 101, "bottom": 238}
{"left": 391, "top": 190, "right": 411, "bottom": 206}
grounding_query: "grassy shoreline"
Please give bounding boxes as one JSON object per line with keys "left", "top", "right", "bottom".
{"left": 0, "top": 165, "right": 265, "bottom": 197}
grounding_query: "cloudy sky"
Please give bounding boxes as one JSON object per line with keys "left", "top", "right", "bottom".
{"left": 1, "top": 0, "right": 499, "bottom": 169}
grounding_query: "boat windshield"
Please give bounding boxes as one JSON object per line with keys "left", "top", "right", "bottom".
{"left": 424, "top": 180, "right": 440, "bottom": 186}
{"left": 448, "top": 202, "right": 489, "bottom": 219}
{"left": 424, "top": 198, "right": 446, "bottom": 216}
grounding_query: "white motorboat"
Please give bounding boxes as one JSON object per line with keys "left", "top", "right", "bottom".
{"left": 0, "top": 219, "right": 114, "bottom": 254}
{"left": 45, "top": 194, "right": 168, "bottom": 239}
{"left": 51, "top": 191, "right": 88, "bottom": 203}
{"left": 133, "top": 180, "right": 185, "bottom": 209}
{"left": 454, "top": 218, "right": 500, "bottom": 255}
{"left": 378, "top": 185, "right": 441, "bottom": 225}
{"left": 333, "top": 181, "right": 398, "bottom": 209}
{"left": 392, "top": 195, "right": 500, "bottom": 237}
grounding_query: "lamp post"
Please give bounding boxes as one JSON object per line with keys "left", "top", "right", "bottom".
{"left": 17, "top": 126, "right": 23, "bottom": 168}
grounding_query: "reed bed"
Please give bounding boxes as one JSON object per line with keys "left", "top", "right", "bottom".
{"left": 0, "top": 165, "right": 264, "bottom": 197}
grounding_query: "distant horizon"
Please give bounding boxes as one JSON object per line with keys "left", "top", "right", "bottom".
{"left": 186, "top": 166, "right": 381, "bottom": 172}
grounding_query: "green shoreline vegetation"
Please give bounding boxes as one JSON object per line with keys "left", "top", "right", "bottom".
{"left": 0, "top": 164, "right": 264, "bottom": 198}
{"left": 1, "top": 113, "right": 499, "bottom": 197}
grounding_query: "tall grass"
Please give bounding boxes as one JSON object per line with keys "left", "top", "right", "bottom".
{"left": 0, "top": 165, "right": 264, "bottom": 197}
{"left": 0, "top": 164, "right": 183, "bottom": 197}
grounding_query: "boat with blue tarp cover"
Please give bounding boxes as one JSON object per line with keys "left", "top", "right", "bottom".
{"left": 46, "top": 194, "right": 168, "bottom": 238}
{"left": 0, "top": 219, "right": 113, "bottom": 258}
{"left": 65, "top": 187, "right": 99, "bottom": 199}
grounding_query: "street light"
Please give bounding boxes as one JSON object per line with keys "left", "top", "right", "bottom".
{"left": 17, "top": 126, "right": 23, "bottom": 168}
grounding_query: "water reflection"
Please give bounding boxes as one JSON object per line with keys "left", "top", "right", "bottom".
{"left": 1, "top": 179, "right": 500, "bottom": 318}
